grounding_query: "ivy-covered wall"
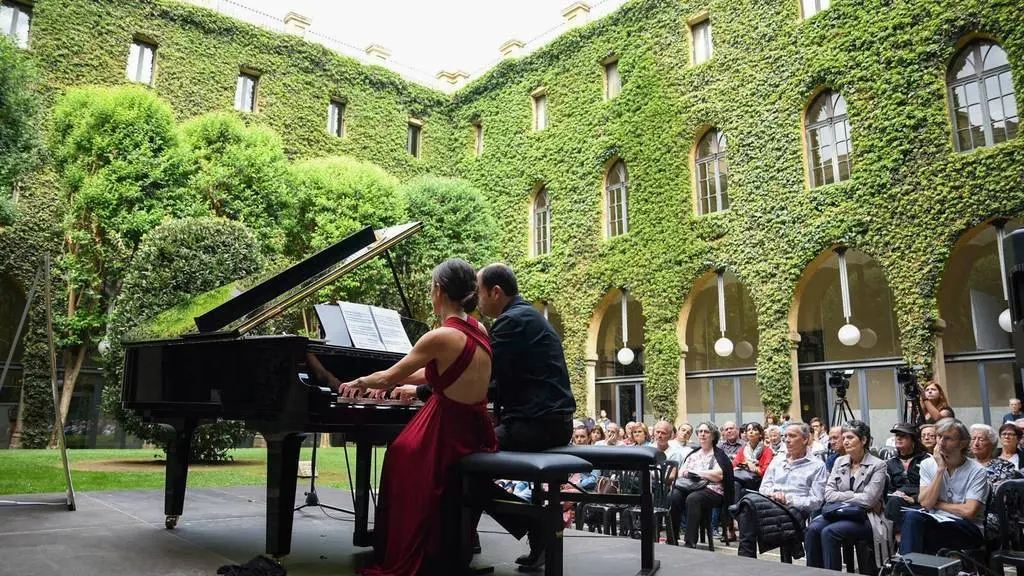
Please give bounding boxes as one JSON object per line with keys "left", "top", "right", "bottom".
{"left": 2, "top": 0, "right": 1023, "bottom": 432}
{"left": 449, "top": 0, "right": 1023, "bottom": 419}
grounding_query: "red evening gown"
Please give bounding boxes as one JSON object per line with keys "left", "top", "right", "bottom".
{"left": 360, "top": 315, "right": 497, "bottom": 576}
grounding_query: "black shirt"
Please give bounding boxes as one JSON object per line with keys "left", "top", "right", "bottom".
{"left": 491, "top": 296, "right": 576, "bottom": 420}
{"left": 885, "top": 451, "right": 930, "bottom": 500}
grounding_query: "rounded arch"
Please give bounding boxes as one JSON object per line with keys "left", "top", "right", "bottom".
{"left": 803, "top": 88, "right": 853, "bottom": 188}
{"left": 586, "top": 287, "right": 648, "bottom": 426}
{"left": 679, "top": 268, "right": 758, "bottom": 371}
{"left": 938, "top": 218, "right": 1022, "bottom": 425}
{"left": 945, "top": 37, "right": 1018, "bottom": 152}
{"left": 691, "top": 127, "right": 729, "bottom": 215}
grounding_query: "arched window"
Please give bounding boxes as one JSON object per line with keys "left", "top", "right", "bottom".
{"left": 532, "top": 188, "right": 551, "bottom": 256}
{"left": 948, "top": 40, "right": 1018, "bottom": 152}
{"left": 605, "top": 160, "right": 629, "bottom": 238}
{"left": 805, "top": 91, "right": 853, "bottom": 188}
{"left": 695, "top": 129, "right": 729, "bottom": 214}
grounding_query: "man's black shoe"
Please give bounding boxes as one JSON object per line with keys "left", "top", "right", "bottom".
{"left": 471, "top": 531, "right": 482, "bottom": 555}
{"left": 514, "top": 548, "right": 545, "bottom": 572}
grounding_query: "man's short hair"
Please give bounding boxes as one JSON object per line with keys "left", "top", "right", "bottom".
{"left": 792, "top": 422, "right": 811, "bottom": 439}
{"left": 936, "top": 417, "right": 970, "bottom": 444}
{"left": 655, "top": 420, "right": 674, "bottom": 434}
{"left": 479, "top": 263, "right": 519, "bottom": 297}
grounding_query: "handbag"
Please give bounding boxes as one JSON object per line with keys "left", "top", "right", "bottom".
{"left": 733, "top": 468, "right": 759, "bottom": 485}
{"left": 821, "top": 502, "right": 868, "bottom": 523}
{"left": 674, "top": 473, "right": 709, "bottom": 493}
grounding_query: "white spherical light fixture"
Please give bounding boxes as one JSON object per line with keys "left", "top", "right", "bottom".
{"left": 616, "top": 347, "right": 635, "bottom": 365}
{"left": 714, "top": 337, "right": 734, "bottom": 357}
{"left": 98, "top": 338, "right": 111, "bottom": 355}
{"left": 857, "top": 328, "right": 877, "bottom": 349}
{"left": 999, "top": 308, "right": 1013, "bottom": 333}
{"left": 735, "top": 340, "right": 754, "bottom": 359}
{"left": 838, "top": 323, "right": 861, "bottom": 346}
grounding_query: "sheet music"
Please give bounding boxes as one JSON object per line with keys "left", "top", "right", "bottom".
{"left": 314, "top": 303, "right": 352, "bottom": 347}
{"left": 371, "top": 306, "right": 413, "bottom": 353}
{"left": 339, "top": 302, "right": 387, "bottom": 351}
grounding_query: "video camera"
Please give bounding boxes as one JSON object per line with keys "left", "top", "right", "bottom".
{"left": 896, "top": 365, "right": 923, "bottom": 401}
{"left": 828, "top": 369, "right": 854, "bottom": 399}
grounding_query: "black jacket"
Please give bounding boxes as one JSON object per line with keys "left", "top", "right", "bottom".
{"left": 734, "top": 492, "right": 806, "bottom": 557}
{"left": 490, "top": 296, "right": 575, "bottom": 420}
{"left": 885, "top": 451, "right": 929, "bottom": 500}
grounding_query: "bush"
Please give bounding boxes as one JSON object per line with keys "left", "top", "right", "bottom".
{"left": 103, "top": 217, "right": 262, "bottom": 462}
{"left": 180, "top": 112, "right": 292, "bottom": 254}
{"left": 0, "top": 196, "right": 16, "bottom": 227}
{"left": 396, "top": 176, "right": 497, "bottom": 320}
{"left": 284, "top": 156, "right": 405, "bottom": 306}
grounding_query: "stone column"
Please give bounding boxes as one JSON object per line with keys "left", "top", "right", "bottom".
{"left": 787, "top": 331, "right": 803, "bottom": 419}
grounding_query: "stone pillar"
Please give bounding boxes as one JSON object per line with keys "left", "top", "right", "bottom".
{"left": 561, "top": 2, "right": 591, "bottom": 28}
{"left": 675, "top": 348, "right": 688, "bottom": 427}
{"left": 365, "top": 44, "right": 391, "bottom": 62}
{"left": 931, "top": 318, "right": 948, "bottom": 386}
{"left": 787, "top": 331, "right": 803, "bottom": 419}
{"left": 585, "top": 358, "right": 597, "bottom": 420}
{"left": 499, "top": 39, "right": 524, "bottom": 59}
{"left": 283, "top": 12, "right": 311, "bottom": 36}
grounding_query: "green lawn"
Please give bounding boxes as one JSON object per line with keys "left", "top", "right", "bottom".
{"left": 0, "top": 447, "right": 386, "bottom": 495}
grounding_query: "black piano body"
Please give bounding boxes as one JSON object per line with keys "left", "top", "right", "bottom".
{"left": 121, "top": 222, "right": 425, "bottom": 557}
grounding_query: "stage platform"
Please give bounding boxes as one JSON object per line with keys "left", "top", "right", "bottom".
{"left": 0, "top": 486, "right": 833, "bottom": 575}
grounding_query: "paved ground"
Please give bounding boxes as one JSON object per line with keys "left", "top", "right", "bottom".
{"left": 0, "top": 486, "right": 833, "bottom": 575}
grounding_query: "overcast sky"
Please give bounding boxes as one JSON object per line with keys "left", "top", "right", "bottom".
{"left": 230, "top": 0, "right": 620, "bottom": 78}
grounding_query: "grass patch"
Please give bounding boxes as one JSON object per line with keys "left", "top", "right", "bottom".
{"left": 0, "top": 447, "right": 387, "bottom": 495}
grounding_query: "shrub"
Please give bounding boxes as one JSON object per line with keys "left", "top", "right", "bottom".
{"left": 103, "top": 217, "right": 262, "bottom": 462}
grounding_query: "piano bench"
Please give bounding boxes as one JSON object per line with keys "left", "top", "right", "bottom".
{"left": 452, "top": 451, "right": 592, "bottom": 576}
{"left": 543, "top": 445, "right": 665, "bottom": 576}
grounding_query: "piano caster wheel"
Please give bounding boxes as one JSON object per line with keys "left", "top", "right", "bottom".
{"left": 165, "top": 515, "right": 179, "bottom": 529}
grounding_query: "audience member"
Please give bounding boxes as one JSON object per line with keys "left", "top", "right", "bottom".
{"left": 629, "top": 423, "right": 651, "bottom": 446}
{"left": 735, "top": 422, "right": 825, "bottom": 559}
{"left": 596, "top": 423, "right": 622, "bottom": 446}
{"left": 596, "top": 409, "right": 612, "bottom": 430}
{"left": 997, "top": 422, "right": 1024, "bottom": 469}
{"left": 766, "top": 425, "right": 784, "bottom": 455}
{"left": 1003, "top": 398, "right": 1023, "bottom": 424}
{"left": 919, "top": 423, "right": 937, "bottom": 454}
{"left": 883, "top": 423, "right": 929, "bottom": 527}
{"left": 670, "top": 422, "right": 694, "bottom": 450}
{"left": 971, "top": 424, "right": 1020, "bottom": 484}
{"left": 805, "top": 420, "right": 890, "bottom": 571}
{"left": 653, "top": 420, "right": 688, "bottom": 474}
{"left": 589, "top": 425, "right": 605, "bottom": 445}
{"left": 919, "top": 381, "right": 951, "bottom": 425}
{"left": 900, "top": 419, "right": 988, "bottom": 555}
{"left": 733, "top": 422, "right": 774, "bottom": 499}
{"left": 623, "top": 422, "right": 639, "bottom": 445}
{"left": 809, "top": 417, "right": 826, "bottom": 447}
{"left": 670, "top": 422, "right": 732, "bottom": 548}
{"left": 824, "top": 426, "right": 846, "bottom": 471}
{"left": 717, "top": 421, "right": 743, "bottom": 457}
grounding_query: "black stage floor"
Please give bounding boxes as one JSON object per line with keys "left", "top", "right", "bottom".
{"left": 0, "top": 486, "right": 834, "bottom": 575}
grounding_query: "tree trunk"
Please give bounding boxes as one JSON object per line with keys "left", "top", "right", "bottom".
{"left": 49, "top": 345, "right": 87, "bottom": 448}
{"left": 9, "top": 385, "right": 24, "bottom": 449}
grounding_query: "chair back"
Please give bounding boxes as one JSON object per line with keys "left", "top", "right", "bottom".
{"left": 992, "top": 478, "right": 1024, "bottom": 551}
{"left": 651, "top": 460, "right": 678, "bottom": 509}
{"left": 876, "top": 446, "right": 897, "bottom": 461}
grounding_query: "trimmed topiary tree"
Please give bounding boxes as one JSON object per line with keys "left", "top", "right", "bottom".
{"left": 102, "top": 217, "right": 262, "bottom": 462}
{"left": 395, "top": 176, "right": 497, "bottom": 321}
{"left": 179, "top": 112, "right": 292, "bottom": 254}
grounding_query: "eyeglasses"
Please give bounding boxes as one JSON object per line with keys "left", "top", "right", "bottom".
{"left": 1001, "top": 433, "right": 1019, "bottom": 438}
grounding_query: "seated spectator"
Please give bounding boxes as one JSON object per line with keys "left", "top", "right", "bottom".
{"left": 733, "top": 422, "right": 774, "bottom": 498}
{"left": 809, "top": 417, "right": 826, "bottom": 454}
{"left": 919, "top": 381, "right": 951, "bottom": 425}
{"left": 596, "top": 423, "right": 622, "bottom": 446}
{"left": 997, "top": 422, "right": 1024, "bottom": 469}
{"left": 900, "top": 418, "right": 989, "bottom": 555}
{"left": 629, "top": 422, "right": 651, "bottom": 446}
{"left": 883, "top": 423, "right": 930, "bottom": 527}
{"left": 670, "top": 422, "right": 694, "bottom": 450}
{"left": 669, "top": 422, "right": 732, "bottom": 548}
{"left": 563, "top": 425, "right": 599, "bottom": 525}
{"left": 1002, "top": 398, "right": 1023, "bottom": 424}
{"left": 652, "top": 420, "right": 687, "bottom": 479}
{"left": 766, "top": 425, "right": 784, "bottom": 455}
{"left": 623, "top": 422, "right": 639, "bottom": 445}
{"left": 824, "top": 426, "right": 846, "bottom": 472}
{"left": 589, "top": 425, "right": 606, "bottom": 445}
{"left": 805, "top": 420, "right": 891, "bottom": 571}
{"left": 717, "top": 421, "right": 744, "bottom": 457}
{"left": 971, "top": 423, "right": 1021, "bottom": 534}
{"left": 939, "top": 406, "right": 956, "bottom": 419}
{"left": 765, "top": 413, "right": 780, "bottom": 427}
{"left": 734, "top": 422, "right": 826, "bottom": 559}
{"left": 919, "top": 423, "right": 937, "bottom": 454}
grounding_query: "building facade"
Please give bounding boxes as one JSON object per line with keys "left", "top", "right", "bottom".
{"left": 1, "top": 0, "right": 1022, "bottom": 447}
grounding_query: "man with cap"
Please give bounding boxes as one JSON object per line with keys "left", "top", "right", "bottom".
{"left": 883, "top": 422, "right": 931, "bottom": 527}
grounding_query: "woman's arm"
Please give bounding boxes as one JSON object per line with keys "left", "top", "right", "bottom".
{"left": 339, "top": 330, "right": 443, "bottom": 396}
{"left": 698, "top": 457, "right": 724, "bottom": 483}
{"left": 921, "top": 398, "right": 942, "bottom": 421}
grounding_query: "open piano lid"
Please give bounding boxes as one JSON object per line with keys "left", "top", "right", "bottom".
{"left": 193, "top": 221, "right": 422, "bottom": 336}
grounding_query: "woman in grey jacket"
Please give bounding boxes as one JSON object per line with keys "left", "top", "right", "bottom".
{"left": 804, "top": 420, "right": 888, "bottom": 570}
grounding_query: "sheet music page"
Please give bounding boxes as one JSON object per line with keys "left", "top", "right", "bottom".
{"left": 339, "top": 302, "right": 388, "bottom": 351}
{"left": 314, "top": 303, "right": 352, "bottom": 347}
{"left": 371, "top": 306, "right": 413, "bottom": 353}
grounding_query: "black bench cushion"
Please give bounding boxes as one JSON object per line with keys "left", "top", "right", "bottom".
{"left": 458, "top": 451, "right": 592, "bottom": 479}
{"left": 543, "top": 445, "right": 665, "bottom": 469}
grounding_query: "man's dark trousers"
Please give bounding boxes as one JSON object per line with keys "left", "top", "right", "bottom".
{"left": 899, "top": 511, "right": 983, "bottom": 555}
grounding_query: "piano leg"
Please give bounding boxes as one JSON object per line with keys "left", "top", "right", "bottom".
{"left": 162, "top": 418, "right": 196, "bottom": 530}
{"left": 264, "top": 432, "right": 303, "bottom": 558}
{"left": 353, "top": 438, "right": 373, "bottom": 547}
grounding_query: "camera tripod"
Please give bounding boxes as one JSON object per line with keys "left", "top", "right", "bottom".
{"left": 831, "top": 389, "right": 857, "bottom": 429}
{"left": 902, "top": 395, "right": 924, "bottom": 426}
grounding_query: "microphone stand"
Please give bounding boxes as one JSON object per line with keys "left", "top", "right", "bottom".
{"left": 295, "top": 432, "right": 351, "bottom": 514}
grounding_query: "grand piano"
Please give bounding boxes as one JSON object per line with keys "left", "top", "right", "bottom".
{"left": 121, "top": 222, "right": 425, "bottom": 557}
